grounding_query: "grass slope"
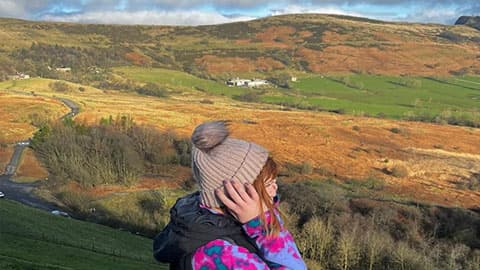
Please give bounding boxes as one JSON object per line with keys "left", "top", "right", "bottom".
{"left": 114, "top": 66, "right": 247, "bottom": 97}
{"left": 263, "top": 74, "right": 480, "bottom": 119}
{"left": 113, "top": 66, "right": 480, "bottom": 123}
{"left": 0, "top": 199, "right": 167, "bottom": 270}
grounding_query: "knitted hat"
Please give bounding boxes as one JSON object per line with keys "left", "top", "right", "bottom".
{"left": 191, "top": 121, "right": 269, "bottom": 208}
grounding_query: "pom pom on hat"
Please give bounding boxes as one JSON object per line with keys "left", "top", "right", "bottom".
{"left": 191, "top": 121, "right": 229, "bottom": 152}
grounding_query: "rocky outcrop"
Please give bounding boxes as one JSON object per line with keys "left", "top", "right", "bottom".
{"left": 455, "top": 16, "right": 480, "bottom": 30}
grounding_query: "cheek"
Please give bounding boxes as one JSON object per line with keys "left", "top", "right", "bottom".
{"left": 266, "top": 184, "right": 277, "bottom": 197}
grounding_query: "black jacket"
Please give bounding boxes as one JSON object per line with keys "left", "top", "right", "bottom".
{"left": 153, "top": 192, "right": 260, "bottom": 270}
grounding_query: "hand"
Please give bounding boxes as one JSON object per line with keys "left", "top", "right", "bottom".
{"left": 216, "top": 180, "right": 261, "bottom": 224}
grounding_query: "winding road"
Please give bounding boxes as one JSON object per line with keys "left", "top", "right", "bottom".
{"left": 1, "top": 95, "right": 80, "bottom": 211}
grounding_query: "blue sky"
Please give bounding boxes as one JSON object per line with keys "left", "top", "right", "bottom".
{"left": 0, "top": 0, "right": 478, "bottom": 25}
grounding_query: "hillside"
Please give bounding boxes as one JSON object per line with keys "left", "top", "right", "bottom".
{"left": 0, "top": 14, "right": 479, "bottom": 80}
{"left": 1, "top": 78, "right": 479, "bottom": 209}
{"left": 0, "top": 199, "right": 166, "bottom": 270}
{"left": 456, "top": 16, "right": 480, "bottom": 30}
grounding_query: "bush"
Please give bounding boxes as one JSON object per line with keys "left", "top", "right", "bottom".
{"left": 362, "top": 229, "right": 392, "bottom": 270}
{"left": 336, "top": 225, "right": 362, "bottom": 270}
{"left": 299, "top": 217, "right": 334, "bottom": 266}
{"left": 233, "top": 91, "right": 261, "bottom": 102}
{"left": 32, "top": 116, "right": 190, "bottom": 187}
{"left": 457, "top": 173, "right": 480, "bottom": 191}
{"left": 56, "top": 190, "right": 93, "bottom": 214}
{"left": 279, "top": 181, "right": 346, "bottom": 223}
{"left": 267, "top": 73, "right": 292, "bottom": 88}
{"left": 390, "top": 127, "right": 402, "bottom": 134}
{"left": 49, "top": 81, "right": 70, "bottom": 92}
{"left": 301, "top": 161, "right": 313, "bottom": 174}
{"left": 397, "top": 78, "right": 422, "bottom": 88}
{"left": 137, "top": 190, "right": 168, "bottom": 228}
{"left": 465, "top": 173, "right": 480, "bottom": 191}
{"left": 363, "top": 177, "right": 386, "bottom": 190}
{"left": 391, "top": 164, "right": 409, "bottom": 178}
{"left": 135, "top": 82, "right": 168, "bottom": 97}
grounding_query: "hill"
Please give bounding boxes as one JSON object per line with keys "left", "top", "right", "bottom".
{"left": 0, "top": 14, "right": 480, "bottom": 80}
{"left": 1, "top": 78, "right": 479, "bottom": 209}
{"left": 0, "top": 198, "right": 166, "bottom": 270}
{"left": 456, "top": 16, "right": 480, "bottom": 30}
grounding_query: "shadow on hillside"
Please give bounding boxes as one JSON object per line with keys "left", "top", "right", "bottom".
{"left": 424, "top": 77, "right": 480, "bottom": 91}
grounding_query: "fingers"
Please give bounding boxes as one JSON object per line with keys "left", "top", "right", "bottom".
{"left": 244, "top": 182, "right": 259, "bottom": 201}
{"left": 216, "top": 180, "right": 262, "bottom": 224}
{"left": 233, "top": 181, "right": 251, "bottom": 202}
{"left": 215, "top": 188, "right": 237, "bottom": 211}
{"left": 224, "top": 180, "right": 245, "bottom": 204}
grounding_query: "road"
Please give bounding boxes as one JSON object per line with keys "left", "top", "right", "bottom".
{"left": 3, "top": 142, "right": 29, "bottom": 176}
{"left": 0, "top": 174, "right": 56, "bottom": 210}
{"left": 1, "top": 95, "right": 79, "bottom": 211}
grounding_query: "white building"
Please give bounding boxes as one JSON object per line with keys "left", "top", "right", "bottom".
{"left": 226, "top": 78, "right": 251, "bottom": 87}
{"left": 226, "top": 78, "right": 269, "bottom": 88}
{"left": 56, "top": 67, "right": 72, "bottom": 72}
{"left": 8, "top": 72, "right": 30, "bottom": 80}
{"left": 246, "top": 79, "right": 268, "bottom": 88}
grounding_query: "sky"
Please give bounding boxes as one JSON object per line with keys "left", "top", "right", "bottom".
{"left": 0, "top": 0, "right": 478, "bottom": 26}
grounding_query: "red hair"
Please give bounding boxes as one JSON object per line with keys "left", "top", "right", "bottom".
{"left": 252, "top": 157, "right": 282, "bottom": 236}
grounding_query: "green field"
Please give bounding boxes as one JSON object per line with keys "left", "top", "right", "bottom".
{"left": 4, "top": 67, "right": 478, "bottom": 127}
{"left": 262, "top": 74, "right": 480, "bottom": 122}
{"left": 112, "top": 67, "right": 480, "bottom": 125}
{"left": 0, "top": 199, "right": 167, "bottom": 270}
{"left": 114, "top": 66, "right": 248, "bottom": 97}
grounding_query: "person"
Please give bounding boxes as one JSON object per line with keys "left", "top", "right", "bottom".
{"left": 153, "top": 121, "right": 307, "bottom": 270}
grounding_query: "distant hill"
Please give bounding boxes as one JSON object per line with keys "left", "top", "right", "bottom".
{"left": 0, "top": 14, "right": 480, "bottom": 80}
{"left": 0, "top": 199, "right": 166, "bottom": 270}
{"left": 455, "top": 16, "right": 480, "bottom": 30}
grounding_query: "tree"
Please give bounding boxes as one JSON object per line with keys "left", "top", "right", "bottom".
{"left": 268, "top": 73, "right": 292, "bottom": 88}
{"left": 337, "top": 225, "right": 361, "bottom": 270}
{"left": 300, "top": 217, "right": 333, "bottom": 267}
{"left": 364, "top": 229, "right": 391, "bottom": 270}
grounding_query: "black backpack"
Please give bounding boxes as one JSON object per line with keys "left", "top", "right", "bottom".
{"left": 153, "top": 192, "right": 260, "bottom": 270}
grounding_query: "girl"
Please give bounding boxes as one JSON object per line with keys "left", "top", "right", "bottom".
{"left": 153, "top": 121, "right": 306, "bottom": 270}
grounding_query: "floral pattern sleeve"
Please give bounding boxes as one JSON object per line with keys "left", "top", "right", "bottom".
{"left": 192, "top": 210, "right": 307, "bottom": 270}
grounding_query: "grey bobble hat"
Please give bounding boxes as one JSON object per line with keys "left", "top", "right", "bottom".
{"left": 191, "top": 121, "right": 269, "bottom": 208}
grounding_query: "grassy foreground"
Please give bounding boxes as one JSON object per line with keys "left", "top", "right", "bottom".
{"left": 0, "top": 199, "right": 167, "bottom": 270}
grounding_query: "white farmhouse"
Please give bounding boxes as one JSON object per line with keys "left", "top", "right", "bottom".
{"left": 226, "top": 78, "right": 251, "bottom": 87}
{"left": 56, "top": 67, "right": 72, "bottom": 72}
{"left": 246, "top": 79, "right": 268, "bottom": 88}
{"left": 8, "top": 72, "right": 30, "bottom": 80}
{"left": 227, "top": 78, "right": 269, "bottom": 88}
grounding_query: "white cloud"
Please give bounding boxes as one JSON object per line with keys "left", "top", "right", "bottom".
{"left": 1, "top": 0, "right": 479, "bottom": 25}
{"left": 399, "top": 8, "right": 460, "bottom": 24}
{"left": 0, "top": 0, "right": 26, "bottom": 18}
{"left": 40, "top": 10, "right": 256, "bottom": 25}
{"left": 270, "top": 4, "right": 363, "bottom": 17}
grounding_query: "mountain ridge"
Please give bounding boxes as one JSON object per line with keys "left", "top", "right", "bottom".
{"left": 0, "top": 13, "right": 479, "bottom": 79}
